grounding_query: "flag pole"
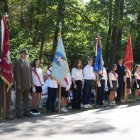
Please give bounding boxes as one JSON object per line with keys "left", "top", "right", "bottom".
{"left": 94, "top": 36, "right": 98, "bottom": 108}
{"left": 124, "top": 73, "right": 127, "bottom": 103}
{"left": 3, "top": 82, "right": 6, "bottom": 119}
{"left": 94, "top": 76, "right": 98, "bottom": 108}
{"left": 58, "top": 84, "right": 62, "bottom": 113}
{"left": 94, "top": 35, "right": 101, "bottom": 108}
{"left": 58, "top": 22, "right": 62, "bottom": 113}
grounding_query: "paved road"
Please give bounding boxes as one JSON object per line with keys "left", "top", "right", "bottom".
{"left": 0, "top": 103, "right": 140, "bottom": 140}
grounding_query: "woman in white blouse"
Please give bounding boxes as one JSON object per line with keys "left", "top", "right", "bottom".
{"left": 134, "top": 65, "right": 140, "bottom": 100}
{"left": 71, "top": 59, "right": 83, "bottom": 109}
{"left": 108, "top": 64, "right": 118, "bottom": 105}
{"left": 31, "top": 59, "right": 44, "bottom": 115}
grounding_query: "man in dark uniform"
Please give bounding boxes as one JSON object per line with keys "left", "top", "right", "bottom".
{"left": 14, "top": 49, "right": 33, "bottom": 118}
{"left": 116, "top": 58, "right": 125, "bottom": 104}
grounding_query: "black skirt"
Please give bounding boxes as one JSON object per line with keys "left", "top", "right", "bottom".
{"left": 61, "top": 87, "right": 69, "bottom": 97}
{"left": 133, "top": 79, "right": 140, "bottom": 89}
{"left": 126, "top": 78, "right": 131, "bottom": 88}
{"left": 110, "top": 80, "right": 117, "bottom": 91}
{"left": 34, "top": 86, "right": 42, "bottom": 93}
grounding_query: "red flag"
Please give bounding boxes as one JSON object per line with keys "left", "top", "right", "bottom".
{"left": 0, "top": 16, "right": 13, "bottom": 89}
{"left": 124, "top": 33, "right": 133, "bottom": 71}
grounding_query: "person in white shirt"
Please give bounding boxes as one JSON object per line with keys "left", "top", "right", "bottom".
{"left": 39, "top": 79, "right": 49, "bottom": 109}
{"left": 31, "top": 59, "right": 44, "bottom": 115}
{"left": 96, "top": 60, "right": 108, "bottom": 106}
{"left": 134, "top": 65, "right": 140, "bottom": 100}
{"left": 61, "top": 73, "right": 71, "bottom": 113}
{"left": 72, "top": 59, "right": 83, "bottom": 110}
{"left": 108, "top": 64, "right": 118, "bottom": 105}
{"left": 46, "top": 66, "right": 58, "bottom": 112}
{"left": 82, "top": 57, "right": 96, "bottom": 108}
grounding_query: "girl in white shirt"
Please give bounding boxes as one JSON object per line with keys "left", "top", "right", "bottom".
{"left": 61, "top": 73, "right": 71, "bottom": 112}
{"left": 108, "top": 64, "right": 118, "bottom": 105}
{"left": 31, "top": 59, "right": 44, "bottom": 115}
{"left": 134, "top": 65, "right": 140, "bottom": 100}
{"left": 71, "top": 59, "right": 83, "bottom": 110}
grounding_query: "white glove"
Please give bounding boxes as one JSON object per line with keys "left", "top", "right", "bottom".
{"left": 65, "top": 87, "right": 69, "bottom": 91}
{"left": 115, "top": 92, "right": 117, "bottom": 97}
{"left": 32, "top": 86, "right": 36, "bottom": 93}
{"left": 105, "top": 86, "right": 109, "bottom": 92}
{"left": 137, "top": 84, "right": 139, "bottom": 88}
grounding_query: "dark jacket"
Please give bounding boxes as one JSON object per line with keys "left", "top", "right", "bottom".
{"left": 116, "top": 64, "right": 125, "bottom": 83}
{"left": 14, "top": 58, "right": 33, "bottom": 90}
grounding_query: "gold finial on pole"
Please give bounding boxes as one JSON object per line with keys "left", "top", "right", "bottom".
{"left": 58, "top": 22, "right": 62, "bottom": 36}
{"left": 5, "top": 12, "right": 8, "bottom": 17}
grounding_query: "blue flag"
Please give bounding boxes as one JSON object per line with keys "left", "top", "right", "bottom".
{"left": 52, "top": 35, "right": 69, "bottom": 84}
{"left": 93, "top": 39, "right": 103, "bottom": 79}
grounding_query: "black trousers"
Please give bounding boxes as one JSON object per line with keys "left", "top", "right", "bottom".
{"left": 83, "top": 80, "right": 94, "bottom": 105}
{"left": 72, "top": 80, "right": 82, "bottom": 110}
{"left": 15, "top": 89, "right": 30, "bottom": 117}
{"left": 96, "top": 80, "right": 105, "bottom": 105}
{"left": 46, "top": 87, "right": 57, "bottom": 111}
{"left": 117, "top": 80, "right": 124, "bottom": 102}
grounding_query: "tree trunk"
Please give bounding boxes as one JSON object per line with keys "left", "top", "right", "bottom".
{"left": 104, "top": 0, "right": 113, "bottom": 65}
{"left": 39, "top": 36, "right": 44, "bottom": 62}
{"left": 109, "top": 0, "right": 119, "bottom": 66}
{"left": 52, "top": 0, "right": 65, "bottom": 55}
{"left": 3, "top": 0, "right": 8, "bottom": 13}
{"left": 109, "top": 0, "right": 124, "bottom": 66}
{"left": 116, "top": 0, "right": 124, "bottom": 60}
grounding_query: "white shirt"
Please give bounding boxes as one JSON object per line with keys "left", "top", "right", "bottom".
{"left": 98, "top": 67, "right": 108, "bottom": 87}
{"left": 32, "top": 68, "right": 44, "bottom": 86}
{"left": 42, "top": 80, "right": 49, "bottom": 95}
{"left": 47, "top": 67, "right": 58, "bottom": 88}
{"left": 71, "top": 68, "right": 83, "bottom": 81}
{"left": 109, "top": 71, "right": 118, "bottom": 88}
{"left": 61, "top": 73, "right": 72, "bottom": 89}
{"left": 83, "top": 64, "right": 96, "bottom": 80}
{"left": 134, "top": 71, "right": 140, "bottom": 80}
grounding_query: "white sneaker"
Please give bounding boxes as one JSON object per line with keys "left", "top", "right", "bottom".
{"left": 109, "top": 103, "right": 114, "bottom": 106}
{"left": 112, "top": 101, "right": 116, "bottom": 105}
{"left": 61, "top": 107, "right": 68, "bottom": 113}
{"left": 36, "top": 112, "right": 41, "bottom": 115}
{"left": 82, "top": 105, "right": 89, "bottom": 109}
{"left": 30, "top": 111, "right": 38, "bottom": 116}
{"left": 87, "top": 104, "right": 92, "bottom": 108}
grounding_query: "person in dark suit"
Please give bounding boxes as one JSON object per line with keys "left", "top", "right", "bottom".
{"left": 116, "top": 58, "right": 125, "bottom": 104}
{"left": 14, "top": 49, "right": 33, "bottom": 118}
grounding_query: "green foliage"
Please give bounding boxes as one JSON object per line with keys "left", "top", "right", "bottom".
{"left": 0, "top": 0, "right": 140, "bottom": 69}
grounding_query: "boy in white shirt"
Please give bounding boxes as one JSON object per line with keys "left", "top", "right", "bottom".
{"left": 83, "top": 57, "right": 96, "bottom": 108}
{"left": 46, "top": 67, "right": 58, "bottom": 112}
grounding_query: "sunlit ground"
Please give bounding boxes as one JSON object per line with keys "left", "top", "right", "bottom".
{"left": 0, "top": 102, "right": 140, "bottom": 140}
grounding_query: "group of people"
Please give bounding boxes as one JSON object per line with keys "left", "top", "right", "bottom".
{"left": 0, "top": 48, "right": 140, "bottom": 120}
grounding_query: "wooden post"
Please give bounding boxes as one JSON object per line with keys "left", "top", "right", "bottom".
{"left": 94, "top": 76, "right": 98, "bottom": 108}
{"left": 124, "top": 70, "right": 126, "bottom": 102}
{"left": 58, "top": 84, "right": 62, "bottom": 113}
{"left": 3, "top": 82, "right": 6, "bottom": 119}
